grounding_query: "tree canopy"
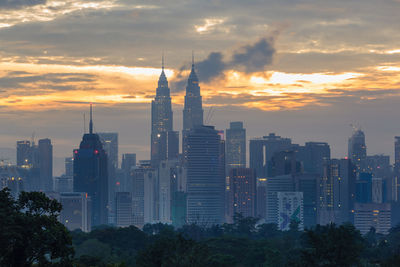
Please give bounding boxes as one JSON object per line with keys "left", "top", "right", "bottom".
{"left": 0, "top": 188, "right": 74, "bottom": 267}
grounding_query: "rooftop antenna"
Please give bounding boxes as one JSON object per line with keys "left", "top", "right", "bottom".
{"left": 83, "top": 113, "right": 86, "bottom": 134}
{"left": 31, "top": 132, "right": 35, "bottom": 146}
{"left": 162, "top": 51, "right": 165, "bottom": 71}
{"left": 205, "top": 106, "right": 214, "bottom": 125}
{"left": 89, "top": 103, "right": 93, "bottom": 134}
{"left": 191, "top": 50, "right": 194, "bottom": 68}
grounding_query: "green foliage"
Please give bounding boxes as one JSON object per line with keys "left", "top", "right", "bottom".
{"left": 0, "top": 188, "right": 74, "bottom": 267}
{"left": 301, "top": 223, "right": 365, "bottom": 267}
{"left": 135, "top": 234, "right": 212, "bottom": 267}
{"left": 7, "top": 188, "right": 400, "bottom": 267}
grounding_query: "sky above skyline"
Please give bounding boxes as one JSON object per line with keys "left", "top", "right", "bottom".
{"left": 0, "top": 0, "right": 400, "bottom": 175}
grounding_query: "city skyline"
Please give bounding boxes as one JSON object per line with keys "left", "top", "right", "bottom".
{"left": 0, "top": 0, "right": 399, "bottom": 175}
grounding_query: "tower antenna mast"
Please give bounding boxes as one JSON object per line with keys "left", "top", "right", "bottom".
{"left": 89, "top": 103, "right": 93, "bottom": 134}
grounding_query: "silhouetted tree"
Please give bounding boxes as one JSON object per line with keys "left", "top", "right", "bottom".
{"left": 0, "top": 188, "right": 74, "bottom": 266}
{"left": 136, "top": 234, "right": 212, "bottom": 267}
{"left": 301, "top": 223, "right": 364, "bottom": 267}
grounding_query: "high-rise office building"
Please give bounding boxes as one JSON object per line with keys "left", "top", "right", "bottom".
{"left": 256, "top": 178, "right": 268, "bottom": 220}
{"left": 356, "top": 172, "right": 373, "bottom": 203}
{"left": 0, "top": 165, "right": 25, "bottom": 197}
{"left": 226, "top": 122, "right": 246, "bottom": 171}
{"left": 182, "top": 58, "right": 204, "bottom": 132}
{"left": 56, "top": 157, "right": 73, "bottom": 192}
{"left": 59, "top": 192, "right": 91, "bottom": 232}
{"left": 65, "top": 157, "right": 73, "bottom": 176}
{"left": 158, "top": 159, "right": 186, "bottom": 224}
{"left": 120, "top": 153, "right": 136, "bottom": 192}
{"left": 277, "top": 192, "right": 304, "bottom": 231}
{"left": 122, "top": 153, "right": 136, "bottom": 174}
{"left": 151, "top": 59, "right": 179, "bottom": 167}
{"left": 395, "top": 137, "right": 400, "bottom": 201}
{"left": 186, "top": 126, "right": 225, "bottom": 225}
{"left": 172, "top": 191, "right": 187, "bottom": 227}
{"left": 294, "top": 173, "right": 319, "bottom": 228}
{"left": 182, "top": 58, "right": 204, "bottom": 160}
{"left": 98, "top": 132, "right": 118, "bottom": 224}
{"left": 131, "top": 160, "right": 154, "bottom": 227}
{"left": 227, "top": 168, "right": 256, "bottom": 220}
{"left": 38, "top": 138, "right": 53, "bottom": 192}
{"left": 115, "top": 192, "right": 133, "bottom": 227}
{"left": 348, "top": 129, "right": 367, "bottom": 173}
{"left": 250, "top": 133, "right": 292, "bottom": 178}
{"left": 54, "top": 175, "right": 73, "bottom": 193}
{"left": 143, "top": 164, "right": 158, "bottom": 224}
{"left": 297, "top": 142, "right": 330, "bottom": 176}
{"left": 16, "top": 140, "right": 32, "bottom": 167}
{"left": 17, "top": 139, "right": 53, "bottom": 192}
{"left": 73, "top": 105, "right": 108, "bottom": 226}
{"left": 269, "top": 150, "right": 301, "bottom": 177}
{"left": 265, "top": 174, "right": 295, "bottom": 224}
{"left": 98, "top": 133, "right": 118, "bottom": 169}
{"left": 354, "top": 202, "right": 391, "bottom": 234}
{"left": 318, "top": 158, "right": 356, "bottom": 225}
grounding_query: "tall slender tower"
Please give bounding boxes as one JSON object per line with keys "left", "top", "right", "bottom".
{"left": 73, "top": 104, "right": 108, "bottom": 226}
{"left": 151, "top": 56, "right": 179, "bottom": 167}
{"left": 226, "top": 121, "right": 246, "bottom": 172}
{"left": 394, "top": 137, "right": 400, "bottom": 201}
{"left": 183, "top": 55, "right": 204, "bottom": 131}
{"left": 182, "top": 56, "right": 204, "bottom": 161}
{"left": 348, "top": 129, "right": 367, "bottom": 173}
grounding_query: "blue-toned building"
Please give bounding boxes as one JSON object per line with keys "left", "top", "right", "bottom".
{"left": 186, "top": 125, "right": 225, "bottom": 225}
{"left": 73, "top": 105, "right": 108, "bottom": 226}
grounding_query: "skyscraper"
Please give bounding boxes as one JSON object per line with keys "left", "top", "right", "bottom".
{"left": 226, "top": 122, "right": 246, "bottom": 171}
{"left": 65, "top": 157, "right": 73, "bottom": 176}
{"left": 151, "top": 58, "right": 179, "bottom": 167}
{"left": 119, "top": 153, "right": 136, "bottom": 192}
{"left": 265, "top": 174, "right": 295, "bottom": 223}
{"left": 318, "top": 158, "right": 356, "bottom": 225}
{"left": 348, "top": 129, "right": 367, "bottom": 173}
{"left": 277, "top": 192, "right": 304, "bottom": 231}
{"left": 59, "top": 192, "right": 91, "bottom": 232}
{"left": 297, "top": 142, "right": 331, "bottom": 176}
{"left": 227, "top": 168, "right": 256, "bottom": 220}
{"left": 182, "top": 57, "right": 204, "bottom": 159}
{"left": 186, "top": 126, "right": 225, "bottom": 225}
{"left": 16, "top": 140, "right": 32, "bottom": 167}
{"left": 115, "top": 192, "right": 133, "bottom": 227}
{"left": 250, "top": 133, "right": 292, "bottom": 178}
{"left": 183, "top": 57, "right": 204, "bottom": 132}
{"left": 16, "top": 139, "right": 52, "bottom": 192}
{"left": 122, "top": 153, "right": 136, "bottom": 174}
{"left": 98, "top": 132, "right": 118, "bottom": 224}
{"left": 73, "top": 105, "right": 108, "bottom": 226}
{"left": 394, "top": 136, "right": 400, "bottom": 201}
{"left": 131, "top": 160, "right": 155, "bottom": 227}
{"left": 98, "top": 133, "right": 118, "bottom": 169}
{"left": 269, "top": 150, "right": 301, "bottom": 177}
{"left": 38, "top": 138, "right": 53, "bottom": 192}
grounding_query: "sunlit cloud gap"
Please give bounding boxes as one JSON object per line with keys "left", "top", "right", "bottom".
{"left": 0, "top": 0, "right": 122, "bottom": 28}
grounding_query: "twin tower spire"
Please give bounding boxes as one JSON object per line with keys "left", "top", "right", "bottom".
{"left": 156, "top": 54, "right": 203, "bottom": 130}
{"left": 151, "top": 54, "right": 204, "bottom": 166}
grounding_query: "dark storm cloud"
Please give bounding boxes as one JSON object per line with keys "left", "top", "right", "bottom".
{"left": 231, "top": 37, "right": 275, "bottom": 73}
{"left": 0, "top": 0, "right": 46, "bottom": 9}
{"left": 172, "top": 37, "right": 276, "bottom": 91}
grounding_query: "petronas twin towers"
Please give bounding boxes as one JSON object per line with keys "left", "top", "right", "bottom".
{"left": 150, "top": 57, "right": 204, "bottom": 166}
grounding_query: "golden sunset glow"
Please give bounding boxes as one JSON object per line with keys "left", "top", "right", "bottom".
{"left": 1, "top": 58, "right": 399, "bottom": 112}
{"left": 0, "top": 0, "right": 399, "bottom": 163}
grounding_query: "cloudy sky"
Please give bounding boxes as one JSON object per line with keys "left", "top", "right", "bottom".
{"left": 0, "top": 0, "right": 399, "bottom": 175}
